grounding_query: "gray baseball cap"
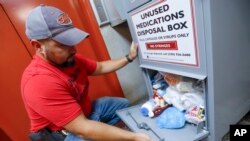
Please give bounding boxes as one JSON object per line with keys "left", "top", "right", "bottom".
{"left": 25, "top": 5, "right": 89, "bottom": 46}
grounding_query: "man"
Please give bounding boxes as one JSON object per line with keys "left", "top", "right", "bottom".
{"left": 21, "top": 4, "right": 152, "bottom": 141}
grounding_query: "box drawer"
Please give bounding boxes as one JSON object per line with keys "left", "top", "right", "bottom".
{"left": 117, "top": 104, "right": 209, "bottom": 141}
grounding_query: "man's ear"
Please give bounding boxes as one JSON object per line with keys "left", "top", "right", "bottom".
{"left": 30, "top": 39, "right": 46, "bottom": 55}
{"left": 30, "top": 39, "right": 42, "bottom": 50}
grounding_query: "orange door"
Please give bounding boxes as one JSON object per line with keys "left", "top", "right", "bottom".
{"left": 0, "top": 5, "right": 31, "bottom": 141}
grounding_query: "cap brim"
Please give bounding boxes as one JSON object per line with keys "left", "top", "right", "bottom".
{"left": 52, "top": 28, "right": 89, "bottom": 46}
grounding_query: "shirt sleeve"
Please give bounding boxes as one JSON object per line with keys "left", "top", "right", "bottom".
{"left": 23, "top": 74, "right": 82, "bottom": 127}
{"left": 76, "top": 54, "right": 97, "bottom": 75}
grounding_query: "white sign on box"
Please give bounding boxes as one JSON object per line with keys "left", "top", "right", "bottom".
{"left": 131, "top": 0, "right": 199, "bottom": 67}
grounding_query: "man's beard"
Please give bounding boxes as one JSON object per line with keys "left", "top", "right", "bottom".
{"left": 43, "top": 45, "right": 76, "bottom": 68}
{"left": 58, "top": 58, "right": 75, "bottom": 68}
{"left": 46, "top": 52, "right": 76, "bottom": 68}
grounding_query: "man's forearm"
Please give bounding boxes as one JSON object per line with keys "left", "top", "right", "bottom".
{"left": 77, "top": 120, "right": 136, "bottom": 141}
{"left": 64, "top": 110, "right": 151, "bottom": 141}
{"left": 93, "top": 56, "right": 130, "bottom": 75}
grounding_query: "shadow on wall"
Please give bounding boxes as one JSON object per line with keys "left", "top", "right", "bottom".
{"left": 112, "top": 22, "right": 132, "bottom": 42}
{"left": 0, "top": 129, "right": 12, "bottom": 141}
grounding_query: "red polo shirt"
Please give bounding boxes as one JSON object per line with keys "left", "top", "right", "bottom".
{"left": 21, "top": 54, "right": 97, "bottom": 132}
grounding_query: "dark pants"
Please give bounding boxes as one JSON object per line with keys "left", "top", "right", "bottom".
{"left": 29, "top": 129, "right": 66, "bottom": 141}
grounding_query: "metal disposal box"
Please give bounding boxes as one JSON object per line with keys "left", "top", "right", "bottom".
{"left": 115, "top": 0, "right": 250, "bottom": 141}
